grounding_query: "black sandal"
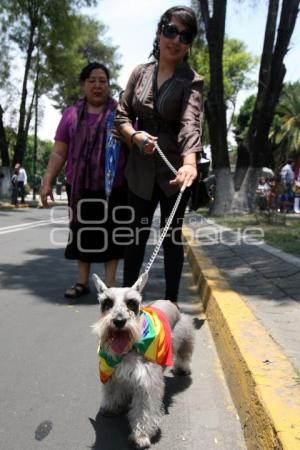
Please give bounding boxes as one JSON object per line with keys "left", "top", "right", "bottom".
{"left": 64, "top": 283, "right": 90, "bottom": 299}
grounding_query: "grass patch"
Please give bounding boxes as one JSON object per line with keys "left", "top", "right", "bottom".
{"left": 194, "top": 209, "right": 300, "bottom": 256}
{"left": 263, "top": 223, "right": 300, "bottom": 255}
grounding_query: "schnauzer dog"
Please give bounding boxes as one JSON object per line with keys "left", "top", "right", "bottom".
{"left": 92, "top": 272, "right": 194, "bottom": 449}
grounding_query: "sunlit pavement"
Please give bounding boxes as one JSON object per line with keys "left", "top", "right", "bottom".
{"left": 0, "top": 207, "right": 246, "bottom": 450}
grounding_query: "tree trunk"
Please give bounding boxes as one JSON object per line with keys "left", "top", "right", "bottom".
{"left": 24, "top": 81, "right": 37, "bottom": 140}
{"left": 198, "top": 0, "right": 234, "bottom": 215}
{"left": 212, "top": 168, "right": 235, "bottom": 215}
{"left": 232, "top": 0, "right": 300, "bottom": 212}
{"left": 230, "top": 167, "right": 262, "bottom": 214}
{"left": 233, "top": 141, "right": 250, "bottom": 190}
{"left": 0, "top": 104, "right": 9, "bottom": 167}
{"left": 247, "top": 0, "right": 280, "bottom": 169}
{"left": 0, "top": 166, "right": 12, "bottom": 200}
{"left": 12, "top": 19, "right": 37, "bottom": 167}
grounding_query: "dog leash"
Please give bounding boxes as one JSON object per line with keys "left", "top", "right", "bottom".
{"left": 142, "top": 142, "right": 185, "bottom": 276}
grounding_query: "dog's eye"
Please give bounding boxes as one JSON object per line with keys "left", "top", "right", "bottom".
{"left": 101, "top": 297, "right": 114, "bottom": 311}
{"left": 126, "top": 299, "right": 139, "bottom": 314}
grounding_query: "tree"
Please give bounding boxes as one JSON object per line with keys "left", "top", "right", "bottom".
{"left": 191, "top": 37, "right": 257, "bottom": 130}
{"left": 0, "top": 16, "right": 10, "bottom": 167}
{"left": 44, "top": 14, "right": 121, "bottom": 110}
{"left": 270, "top": 81, "right": 300, "bottom": 166}
{"left": 197, "top": 0, "right": 233, "bottom": 215}
{"left": 196, "top": 0, "right": 300, "bottom": 214}
{"left": 235, "top": 84, "right": 300, "bottom": 173}
{"left": 233, "top": 95, "right": 256, "bottom": 141}
{"left": 23, "top": 135, "right": 52, "bottom": 184}
{"left": 0, "top": 0, "right": 97, "bottom": 167}
{"left": 232, "top": 0, "right": 300, "bottom": 212}
{"left": 232, "top": 95, "right": 256, "bottom": 189}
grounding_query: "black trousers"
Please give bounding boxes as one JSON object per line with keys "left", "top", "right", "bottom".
{"left": 17, "top": 181, "right": 25, "bottom": 203}
{"left": 123, "top": 184, "right": 191, "bottom": 301}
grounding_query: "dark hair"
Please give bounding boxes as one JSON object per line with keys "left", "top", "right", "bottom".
{"left": 79, "top": 62, "right": 110, "bottom": 84}
{"left": 150, "top": 6, "right": 198, "bottom": 61}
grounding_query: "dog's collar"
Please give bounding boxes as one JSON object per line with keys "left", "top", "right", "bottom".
{"left": 98, "top": 306, "right": 173, "bottom": 383}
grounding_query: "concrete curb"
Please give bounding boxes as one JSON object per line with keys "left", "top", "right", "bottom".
{"left": 183, "top": 225, "right": 300, "bottom": 450}
{"left": 0, "top": 203, "right": 30, "bottom": 210}
{"left": 0, "top": 201, "right": 67, "bottom": 210}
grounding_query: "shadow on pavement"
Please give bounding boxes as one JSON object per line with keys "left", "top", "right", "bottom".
{"left": 0, "top": 247, "right": 101, "bottom": 305}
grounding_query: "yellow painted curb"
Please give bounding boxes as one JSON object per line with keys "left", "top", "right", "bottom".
{"left": 183, "top": 225, "right": 300, "bottom": 450}
{"left": 0, "top": 203, "right": 29, "bottom": 210}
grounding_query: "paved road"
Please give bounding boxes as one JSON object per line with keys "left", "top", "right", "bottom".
{"left": 0, "top": 207, "right": 246, "bottom": 450}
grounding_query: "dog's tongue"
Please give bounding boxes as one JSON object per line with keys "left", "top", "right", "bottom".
{"left": 111, "top": 332, "right": 130, "bottom": 355}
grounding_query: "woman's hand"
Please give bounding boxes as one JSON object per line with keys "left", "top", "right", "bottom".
{"left": 40, "top": 182, "right": 54, "bottom": 208}
{"left": 111, "top": 127, "right": 126, "bottom": 142}
{"left": 40, "top": 141, "right": 67, "bottom": 207}
{"left": 132, "top": 132, "right": 157, "bottom": 154}
{"left": 169, "top": 164, "right": 197, "bottom": 192}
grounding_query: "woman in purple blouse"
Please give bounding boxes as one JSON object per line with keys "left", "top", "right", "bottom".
{"left": 41, "top": 62, "right": 127, "bottom": 300}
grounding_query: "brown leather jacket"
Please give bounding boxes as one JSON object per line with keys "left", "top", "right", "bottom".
{"left": 115, "top": 62, "right": 204, "bottom": 200}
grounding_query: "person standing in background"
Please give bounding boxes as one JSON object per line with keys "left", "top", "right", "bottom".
{"left": 15, "top": 163, "right": 27, "bottom": 204}
{"left": 11, "top": 168, "right": 19, "bottom": 206}
{"left": 41, "top": 62, "right": 128, "bottom": 301}
{"left": 293, "top": 157, "right": 300, "bottom": 213}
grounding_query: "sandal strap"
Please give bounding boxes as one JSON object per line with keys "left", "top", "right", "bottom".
{"left": 74, "top": 283, "right": 89, "bottom": 291}
{"left": 64, "top": 283, "right": 90, "bottom": 299}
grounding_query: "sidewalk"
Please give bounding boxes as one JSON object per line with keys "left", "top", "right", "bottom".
{"left": 183, "top": 212, "right": 300, "bottom": 449}
{"left": 0, "top": 191, "right": 68, "bottom": 209}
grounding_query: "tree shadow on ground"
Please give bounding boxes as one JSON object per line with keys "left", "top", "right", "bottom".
{"left": 0, "top": 246, "right": 104, "bottom": 305}
{"left": 190, "top": 224, "right": 300, "bottom": 304}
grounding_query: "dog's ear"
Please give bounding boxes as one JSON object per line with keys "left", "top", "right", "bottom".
{"left": 92, "top": 274, "right": 108, "bottom": 294}
{"left": 131, "top": 272, "right": 148, "bottom": 293}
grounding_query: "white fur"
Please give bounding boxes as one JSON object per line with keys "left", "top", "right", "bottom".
{"left": 92, "top": 273, "right": 194, "bottom": 449}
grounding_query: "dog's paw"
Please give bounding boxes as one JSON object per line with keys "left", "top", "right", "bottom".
{"left": 128, "top": 431, "right": 151, "bottom": 449}
{"left": 172, "top": 366, "right": 191, "bottom": 376}
{"left": 99, "top": 406, "right": 123, "bottom": 417}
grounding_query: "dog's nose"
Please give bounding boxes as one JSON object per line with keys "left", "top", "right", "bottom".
{"left": 113, "top": 318, "right": 126, "bottom": 329}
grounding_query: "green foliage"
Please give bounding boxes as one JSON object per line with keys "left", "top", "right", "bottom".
{"left": 4, "top": 126, "right": 17, "bottom": 159}
{"left": 190, "top": 42, "right": 209, "bottom": 91}
{"left": 0, "top": 20, "right": 10, "bottom": 90}
{"left": 190, "top": 37, "right": 257, "bottom": 106}
{"left": 211, "top": 213, "right": 300, "bottom": 257}
{"left": 1, "top": 0, "right": 120, "bottom": 103}
{"left": 222, "top": 39, "right": 257, "bottom": 106}
{"left": 270, "top": 81, "right": 300, "bottom": 156}
{"left": 23, "top": 135, "right": 53, "bottom": 185}
{"left": 0, "top": 0, "right": 122, "bottom": 163}
{"left": 232, "top": 94, "right": 256, "bottom": 140}
{"left": 234, "top": 81, "right": 300, "bottom": 169}
{"left": 44, "top": 14, "right": 121, "bottom": 109}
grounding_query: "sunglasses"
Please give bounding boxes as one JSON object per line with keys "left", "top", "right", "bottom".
{"left": 162, "top": 23, "right": 194, "bottom": 45}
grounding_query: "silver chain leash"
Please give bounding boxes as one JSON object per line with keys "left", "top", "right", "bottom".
{"left": 143, "top": 142, "right": 184, "bottom": 275}
{"left": 154, "top": 142, "right": 177, "bottom": 175}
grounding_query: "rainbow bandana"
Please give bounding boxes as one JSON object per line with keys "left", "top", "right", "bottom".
{"left": 98, "top": 306, "right": 173, "bottom": 383}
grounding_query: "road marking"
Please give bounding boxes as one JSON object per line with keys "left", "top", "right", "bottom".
{"left": 0, "top": 218, "right": 67, "bottom": 235}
